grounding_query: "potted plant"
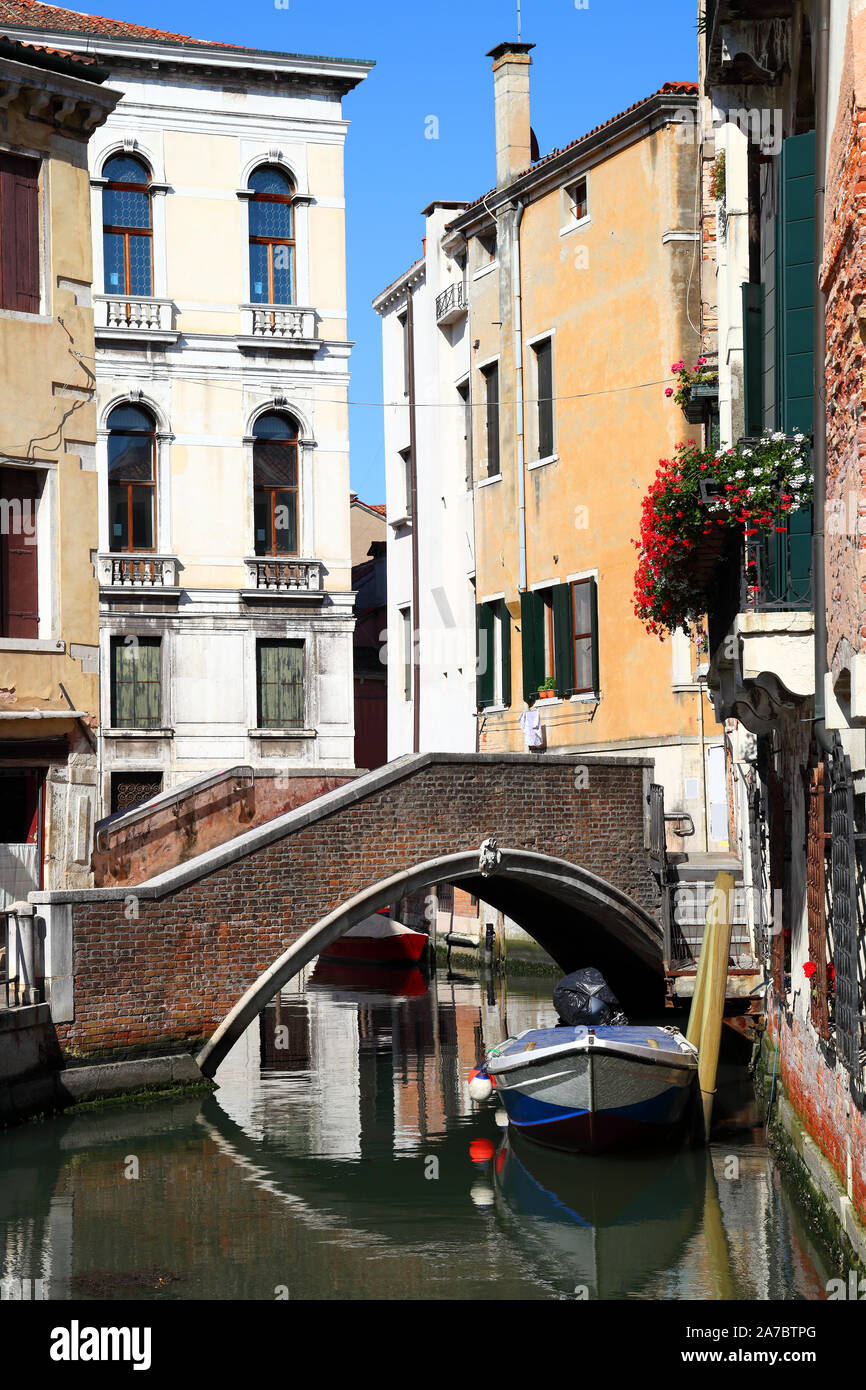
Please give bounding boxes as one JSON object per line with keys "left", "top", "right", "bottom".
{"left": 666, "top": 357, "right": 719, "bottom": 423}
{"left": 632, "top": 430, "right": 813, "bottom": 636}
{"left": 537, "top": 677, "right": 557, "bottom": 699}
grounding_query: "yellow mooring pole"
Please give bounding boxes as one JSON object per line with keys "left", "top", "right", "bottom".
{"left": 686, "top": 871, "right": 735, "bottom": 1142}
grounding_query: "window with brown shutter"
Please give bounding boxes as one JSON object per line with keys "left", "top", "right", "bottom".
{"left": 0, "top": 153, "right": 40, "bottom": 314}
{"left": 0, "top": 467, "right": 39, "bottom": 639}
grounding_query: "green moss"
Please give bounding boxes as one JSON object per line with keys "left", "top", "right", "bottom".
{"left": 433, "top": 944, "right": 560, "bottom": 976}
{"left": 63, "top": 1080, "right": 214, "bottom": 1116}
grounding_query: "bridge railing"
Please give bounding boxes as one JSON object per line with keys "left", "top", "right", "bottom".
{"left": 0, "top": 902, "right": 41, "bottom": 1009}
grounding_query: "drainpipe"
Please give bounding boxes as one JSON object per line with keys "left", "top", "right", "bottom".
{"left": 513, "top": 197, "right": 527, "bottom": 593}
{"left": 812, "top": 0, "right": 832, "bottom": 754}
{"left": 406, "top": 287, "right": 421, "bottom": 753}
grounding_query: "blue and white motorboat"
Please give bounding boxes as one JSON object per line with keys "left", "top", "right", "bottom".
{"left": 483, "top": 1024, "right": 699, "bottom": 1154}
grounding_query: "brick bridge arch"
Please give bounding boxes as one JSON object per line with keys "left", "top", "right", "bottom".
{"left": 33, "top": 754, "right": 662, "bottom": 1066}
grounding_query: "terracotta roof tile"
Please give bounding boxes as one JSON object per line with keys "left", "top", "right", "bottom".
{"left": 453, "top": 81, "right": 700, "bottom": 220}
{"left": 0, "top": 0, "right": 222, "bottom": 46}
{"left": 0, "top": 29, "right": 99, "bottom": 61}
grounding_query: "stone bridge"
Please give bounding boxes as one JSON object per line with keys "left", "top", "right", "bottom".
{"left": 30, "top": 753, "right": 662, "bottom": 1075}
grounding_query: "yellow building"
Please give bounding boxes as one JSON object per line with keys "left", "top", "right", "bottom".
{"left": 445, "top": 47, "right": 729, "bottom": 850}
{"left": 0, "top": 37, "right": 119, "bottom": 904}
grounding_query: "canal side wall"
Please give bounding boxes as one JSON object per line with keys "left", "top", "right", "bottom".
{"left": 763, "top": 993, "right": 866, "bottom": 1261}
{"left": 25, "top": 754, "right": 660, "bottom": 1064}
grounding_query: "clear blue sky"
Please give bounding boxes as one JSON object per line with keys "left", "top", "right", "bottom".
{"left": 87, "top": 0, "right": 699, "bottom": 501}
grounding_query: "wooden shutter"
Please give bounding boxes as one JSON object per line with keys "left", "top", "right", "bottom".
{"left": 777, "top": 131, "right": 815, "bottom": 435}
{"left": 519, "top": 590, "right": 543, "bottom": 701}
{"left": 136, "top": 639, "right": 161, "bottom": 728}
{"left": 742, "top": 282, "right": 765, "bottom": 437}
{"left": 500, "top": 600, "right": 512, "bottom": 707}
{"left": 484, "top": 364, "right": 500, "bottom": 477}
{"left": 588, "top": 576, "right": 600, "bottom": 695}
{"left": 259, "top": 639, "right": 304, "bottom": 728}
{"left": 476, "top": 603, "right": 494, "bottom": 709}
{"left": 0, "top": 153, "right": 40, "bottom": 314}
{"left": 0, "top": 467, "right": 39, "bottom": 638}
{"left": 551, "top": 583, "right": 574, "bottom": 696}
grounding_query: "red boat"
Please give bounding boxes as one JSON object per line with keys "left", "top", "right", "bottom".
{"left": 319, "top": 911, "right": 429, "bottom": 965}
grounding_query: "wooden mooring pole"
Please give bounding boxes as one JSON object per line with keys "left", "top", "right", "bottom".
{"left": 687, "top": 871, "right": 735, "bottom": 1142}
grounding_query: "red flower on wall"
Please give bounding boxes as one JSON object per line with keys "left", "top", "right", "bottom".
{"left": 803, "top": 961, "right": 817, "bottom": 980}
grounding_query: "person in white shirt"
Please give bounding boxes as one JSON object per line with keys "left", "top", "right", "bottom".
{"left": 519, "top": 695, "right": 544, "bottom": 752}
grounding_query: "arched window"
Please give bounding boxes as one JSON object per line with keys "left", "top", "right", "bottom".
{"left": 102, "top": 154, "right": 152, "bottom": 297}
{"left": 253, "top": 413, "right": 298, "bottom": 556}
{"left": 248, "top": 166, "right": 295, "bottom": 306}
{"left": 107, "top": 403, "right": 156, "bottom": 552}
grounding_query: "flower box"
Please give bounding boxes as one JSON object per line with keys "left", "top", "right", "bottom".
{"left": 681, "top": 396, "right": 707, "bottom": 423}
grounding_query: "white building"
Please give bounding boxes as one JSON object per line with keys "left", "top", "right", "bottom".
{"left": 373, "top": 202, "right": 477, "bottom": 759}
{"left": 3, "top": 2, "right": 372, "bottom": 814}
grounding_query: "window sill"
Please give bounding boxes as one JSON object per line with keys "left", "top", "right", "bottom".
{"left": 0, "top": 308, "right": 51, "bottom": 324}
{"left": 0, "top": 638, "right": 64, "bottom": 654}
{"left": 569, "top": 693, "right": 600, "bottom": 704}
{"left": 477, "top": 472, "right": 502, "bottom": 488}
{"left": 388, "top": 514, "right": 412, "bottom": 530}
{"left": 103, "top": 728, "right": 174, "bottom": 739}
{"left": 478, "top": 703, "right": 509, "bottom": 714}
{"left": 472, "top": 261, "right": 498, "bottom": 281}
{"left": 527, "top": 453, "right": 558, "bottom": 471}
{"left": 559, "top": 215, "right": 591, "bottom": 238}
{"left": 249, "top": 728, "right": 316, "bottom": 739}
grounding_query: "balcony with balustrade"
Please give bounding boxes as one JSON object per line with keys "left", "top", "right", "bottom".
{"left": 241, "top": 557, "right": 325, "bottom": 603}
{"left": 94, "top": 295, "right": 179, "bottom": 345}
{"left": 238, "top": 305, "right": 319, "bottom": 352}
{"left": 435, "top": 280, "right": 467, "bottom": 328}
{"left": 97, "top": 553, "right": 181, "bottom": 600}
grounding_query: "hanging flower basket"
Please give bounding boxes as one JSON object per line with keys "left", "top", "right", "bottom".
{"left": 632, "top": 431, "right": 813, "bottom": 635}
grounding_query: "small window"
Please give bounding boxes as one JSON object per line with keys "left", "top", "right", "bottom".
{"left": 399, "top": 448, "right": 413, "bottom": 519}
{"left": 102, "top": 154, "right": 152, "bottom": 297}
{"left": 110, "top": 635, "right": 162, "bottom": 729}
{"left": 477, "top": 229, "right": 497, "bottom": 263}
{"left": 248, "top": 165, "right": 295, "bottom": 305}
{"left": 540, "top": 590, "right": 555, "bottom": 681}
{"left": 457, "top": 380, "right": 472, "bottom": 489}
{"left": 482, "top": 362, "right": 500, "bottom": 478}
{"left": 253, "top": 412, "right": 299, "bottom": 556}
{"left": 399, "top": 606, "right": 413, "bottom": 701}
{"left": 572, "top": 578, "right": 599, "bottom": 695}
{"left": 111, "top": 772, "right": 162, "bottom": 815}
{"left": 0, "top": 466, "right": 40, "bottom": 639}
{"left": 476, "top": 598, "right": 511, "bottom": 710}
{"left": 107, "top": 403, "right": 156, "bottom": 553}
{"left": 0, "top": 152, "right": 40, "bottom": 313}
{"left": 533, "top": 338, "right": 554, "bottom": 459}
{"left": 567, "top": 176, "right": 588, "bottom": 224}
{"left": 257, "top": 638, "right": 304, "bottom": 729}
{"left": 398, "top": 311, "right": 410, "bottom": 397}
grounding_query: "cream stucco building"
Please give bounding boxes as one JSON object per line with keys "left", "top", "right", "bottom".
{"left": 2, "top": 2, "right": 372, "bottom": 814}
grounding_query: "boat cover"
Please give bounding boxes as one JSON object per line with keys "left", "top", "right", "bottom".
{"left": 553, "top": 967, "right": 627, "bottom": 1026}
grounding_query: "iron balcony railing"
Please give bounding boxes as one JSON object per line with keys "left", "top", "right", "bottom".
{"left": 435, "top": 280, "right": 467, "bottom": 325}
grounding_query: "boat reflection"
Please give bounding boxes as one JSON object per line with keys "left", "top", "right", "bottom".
{"left": 492, "top": 1128, "right": 712, "bottom": 1299}
{"left": 308, "top": 958, "right": 428, "bottom": 1000}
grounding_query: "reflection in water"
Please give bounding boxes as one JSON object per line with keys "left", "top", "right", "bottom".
{"left": 0, "top": 968, "right": 832, "bottom": 1300}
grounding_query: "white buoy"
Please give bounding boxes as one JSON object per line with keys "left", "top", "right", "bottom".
{"left": 469, "top": 1073, "right": 494, "bottom": 1102}
{"left": 494, "top": 1107, "right": 508, "bottom": 1128}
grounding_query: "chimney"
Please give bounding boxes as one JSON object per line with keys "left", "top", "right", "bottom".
{"left": 487, "top": 41, "right": 535, "bottom": 188}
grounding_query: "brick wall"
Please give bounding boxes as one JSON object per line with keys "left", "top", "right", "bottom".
{"left": 92, "top": 771, "right": 358, "bottom": 887}
{"left": 771, "top": 995, "right": 866, "bottom": 1223}
{"left": 45, "top": 756, "right": 657, "bottom": 1060}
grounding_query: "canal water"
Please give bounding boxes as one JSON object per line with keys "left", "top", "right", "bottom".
{"left": 0, "top": 966, "right": 832, "bottom": 1301}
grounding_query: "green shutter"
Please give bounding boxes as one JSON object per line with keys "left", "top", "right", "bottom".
{"left": 786, "top": 503, "right": 813, "bottom": 605}
{"left": 520, "top": 590, "right": 543, "bottom": 701}
{"left": 778, "top": 131, "right": 815, "bottom": 435}
{"left": 742, "top": 281, "right": 765, "bottom": 437}
{"left": 137, "top": 639, "right": 161, "bottom": 728}
{"left": 476, "top": 603, "right": 494, "bottom": 708}
{"left": 500, "top": 601, "right": 512, "bottom": 707}
{"left": 552, "top": 583, "right": 574, "bottom": 696}
{"left": 589, "top": 577, "right": 600, "bottom": 694}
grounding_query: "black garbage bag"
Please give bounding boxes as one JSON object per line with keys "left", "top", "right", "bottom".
{"left": 553, "top": 967, "right": 628, "bottom": 1027}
